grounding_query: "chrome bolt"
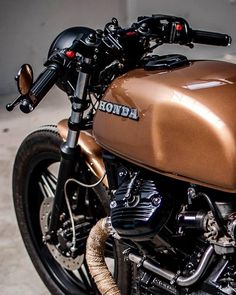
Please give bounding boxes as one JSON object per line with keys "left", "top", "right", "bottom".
{"left": 110, "top": 200, "right": 117, "bottom": 208}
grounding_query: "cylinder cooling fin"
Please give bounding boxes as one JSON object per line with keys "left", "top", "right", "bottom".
{"left": 110, "top": 176, "right": 171, "bottom": 241}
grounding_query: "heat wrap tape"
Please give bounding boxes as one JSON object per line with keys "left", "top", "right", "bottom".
{"left": 86, "top": 218, "right": 121, "bottom": 295}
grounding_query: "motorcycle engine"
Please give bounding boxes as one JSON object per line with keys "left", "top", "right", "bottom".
{"left": 110, "top": 173, "right": 171, "bottom": 241}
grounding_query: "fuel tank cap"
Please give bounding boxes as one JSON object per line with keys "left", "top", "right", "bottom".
{"left": 143, "top": 54, "right": 189, "bottom": 71}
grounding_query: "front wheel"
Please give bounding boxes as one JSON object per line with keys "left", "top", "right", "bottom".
{"left": 13, "top": 125, "right": 131, "bottom": 295}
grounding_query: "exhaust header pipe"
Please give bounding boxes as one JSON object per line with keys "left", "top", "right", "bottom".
{"left": 128, "top": 245, "right": 214, "bottom": 287}
{"left": 86, "top": 217, "right": 214, "bottom": 293}
{"left": 86, "top": 218, "right": 121, "bottom": 295}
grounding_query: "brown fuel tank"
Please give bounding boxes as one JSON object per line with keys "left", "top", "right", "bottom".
{"left": 93, "top": 60, "right": 236, "bottom": 192}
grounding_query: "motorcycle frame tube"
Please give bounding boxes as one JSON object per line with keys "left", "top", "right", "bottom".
{"left": 57, "top": 119, "right": 108, "bottom": 188}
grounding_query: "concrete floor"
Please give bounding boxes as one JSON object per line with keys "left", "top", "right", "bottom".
{"left": 0, "top": 87, "right": 70, "bottom": 295}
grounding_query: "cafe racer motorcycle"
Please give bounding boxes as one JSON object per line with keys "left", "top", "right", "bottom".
{"left": 7, "top": 15, "right": 236, "bottom": 294}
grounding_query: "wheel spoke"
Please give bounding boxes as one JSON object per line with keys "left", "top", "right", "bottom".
{"left": 47, "top": 170, "right": 57, "bottom": 185}
{"left": 82, "top": 261, "right": 99, "bottom": 294}
{"left": 104, "top": 238, "right": 114, "bottom": 258}
{"left": 76, "top": 263, "right": 97, "bottom": 294}
{"left": 78, "top": 269, "right": 92, "bottom": 292}
{"left": 38, "top": 181, "right": 50, "bottom": 199}
{"left": 38, "top": 169, "right": 57, "bottom": 198}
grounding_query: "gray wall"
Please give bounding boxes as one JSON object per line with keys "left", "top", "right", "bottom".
{"left": 0, "top": 0, "right": 127, "bottom": 95}
{"left": 127, "top": 0, "right": 236, "bottom": 60}
{"left": 1, "top": 0, "right": 236, "bottom": 95}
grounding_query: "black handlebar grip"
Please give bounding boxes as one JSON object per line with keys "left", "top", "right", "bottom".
{"left": 28, "top": 63, "right": 60, "bottom": 109}
{"left": 192, "top": 30, "right": 232, "bottom": 46}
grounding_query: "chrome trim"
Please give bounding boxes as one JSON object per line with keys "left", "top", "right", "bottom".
{"left": 128, "top": 245, "right": 214, "bottom": 287}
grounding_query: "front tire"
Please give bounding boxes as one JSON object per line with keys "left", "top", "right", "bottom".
{"left": 13, "top": 125, "right": 131, "bottom": 295}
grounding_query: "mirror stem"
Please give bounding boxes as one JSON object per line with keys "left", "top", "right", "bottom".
{"left": 6, "top": 95, "right": 23, "bottom": 112}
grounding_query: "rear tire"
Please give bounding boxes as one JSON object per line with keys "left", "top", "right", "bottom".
{"left": 13, "top": 125, "right": 131, "bottom": 295}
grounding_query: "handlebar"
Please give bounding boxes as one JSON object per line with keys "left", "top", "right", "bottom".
{"left": 191, "top": 30, "right": 231, "bottom": 47}
{"left": 23, "top": 63, "right": 60, "bottom": 112}
{"left": 7, "top": 15, "right": 232, "bottom": 114}
{"left": 7, "top": 62, "right": 61, "bottom": 113}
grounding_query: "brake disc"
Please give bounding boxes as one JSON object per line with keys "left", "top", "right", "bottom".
{"left": 40, "top": 197, "right": 84, "bottom": 271}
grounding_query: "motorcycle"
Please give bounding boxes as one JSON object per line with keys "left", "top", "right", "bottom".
{"left": 7, "top": 15, "right": 236, "bottom": 295}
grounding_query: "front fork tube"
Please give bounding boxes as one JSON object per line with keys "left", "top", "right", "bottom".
{"left": 48, "top": 131, "right": 80, "bottom": 235}
{"left": 48, "top": 68, "right": 90, "bottom": 236}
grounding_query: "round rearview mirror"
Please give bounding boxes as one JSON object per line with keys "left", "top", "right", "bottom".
{"left": 15, "top": 64, "right": 33, "bottom": 95}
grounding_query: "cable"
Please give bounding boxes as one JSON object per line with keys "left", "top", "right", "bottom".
{"left": 65, "top": 172, "right": 107, "bottom": 189}
{"left": 63, "top": 172, "right": 107, "bottom": 250}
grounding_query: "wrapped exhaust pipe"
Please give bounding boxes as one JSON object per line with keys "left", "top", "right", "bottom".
{"left": 86, "top": 218, "right": 121, "bottom": 295}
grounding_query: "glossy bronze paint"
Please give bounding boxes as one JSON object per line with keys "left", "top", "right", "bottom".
{"left": 93, "top": 60, "right": 236, "bottom": 192}
{"left": 57, "top": 120, "right": 108, "bottom": 187}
